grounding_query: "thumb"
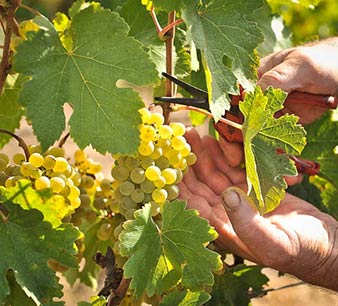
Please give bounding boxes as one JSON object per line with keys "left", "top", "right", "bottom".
{"left": 257, "top": 58, "right": 304, "bottom": 93}
{"left": 221, "top": 187, "right": 284, "bottom": 264}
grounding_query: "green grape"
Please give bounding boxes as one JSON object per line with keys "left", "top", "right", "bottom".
{"left": 0, "top": 171, "right": 7, "bottom": 186}
{"left": 113, "top": 223, "right": 124, "bottom": 239}
{"left": 50, "top": 176, "right": 66, "bottom": 193}
{"left": 185, "top": 152, "right": 197, "bottom": 166}
{"left": 140, "top": 179, "right": 155, "bottom": 194}
{"left": 0, "top": 159, "right": 7, "bottom": 171}
{"left": 93, "top": 196, "right": 106, "bottom": 210}
{"left": 29, "top": 152, "right": 44, "bottom": 167}
{"left": 157, "top": 138, "right": 171, "bottom": 152}
{"left": 121, "top": 196, "right": 138, "bottom": 210}
{"left": 130, "top": 167, "right": 145, "bottom": 184}
{"left": 152, "top": 188, "right": 167, "bottom": 204}
{"left": 109, "top": 199, "right": 120, "bottom": 213}
{"left": 125, "top": 156, "right": 140, "bottom": 169}
{"left": 97, "top": 222, "right": 113, "bottom": 241}
{"left": 59, "top": 185, "right": 70, "bottom": 197}
{"left": 150, "top": 201, "right": 161, "bottom": 216}
{"left": 161, "top": 168, "right": 177, "bottom": 185}
{"left": 100, "top": 178, "right": 112, "bottom": 192}
{"left": 119, "top": 181, "right": 135, "bottom": 196}
{"left": 140, "top": 156, "right": 154, "bottom": 169}
{"left": 0, "top": 153, "right": 9, "bottom": 164}
{"left": 138, "top": 141, "right": 154, "bottom": 156}
{"left": 155, "top": 156, "right": 170, "bottom": 170}
{"left": 30, "top": 168, "right": 42, "bottom": 179}
{"left": 171, "top": 135, "right": 187, "bottom": 151}
{"left": 80, "top": 175, "right": 95, "bottom": 189}
{"left": 20, "top": 162, "right": 35, "bottom": 177}
{"left": 53, "top": 157, "right": 68, "bottom": 172}
{"left": 43, "top": 155, "right": 56, "bottom": 170}
{"left": 35, "top": 176, "right": 51, "bottom": 190}
{"left": 170, "top": 122, "right": 186, "bottom": 136}
{"left": 11, "top": 166, "right": 21, "bottom": 177}
{"left": 130, "top": 188, "right": 145, "bottom": 203}
{"left": 85, "top": 210, "right": 97, "bottom": 222}
{"left": 28, "top": 144, "right": 41, "bottom": 154}
{"left": 158, "top": 125, "right": 173, "bottom": 139}
{"left": 140, "top": 125, "right": 157, "bottom": 142}
{"left": 165, "top": 149, "right": 181, "bottom": 165}
{"left": 63, "top": 164, "right": 73, "bottom": 177}
{"left": 79, "top": 193, "right": 91, "bottom": 207}
{"left": 13, "top": 153, "right": 26, "bottom": 165}
{"left": 145, "top": 165, "right": 161, "bottom": 181}
{"left": 46, "top": 146, "right": 64, "bottom": 157}
{"left": 5, "top": 176, "right": 16, "bottom": 188}
{"left": 111, "top": 165, "right": 130, "bottom": 181}
{"left": 165, "top": 184, "right": 179, "bottom": 200}
{"left": 5, "top": 165, "right": 16, "bottom": 176}
{"left": 125, "top": 208, "right": 137, "bottom": 220}
{"left": 114, "top": 188, "right": 124, "bottom": 201}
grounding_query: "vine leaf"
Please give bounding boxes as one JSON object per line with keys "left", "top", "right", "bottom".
{"left": 183, "top": 0, "right": 264, "bottom": 120}
{"left": 0, "top": 201, "right": 79, "bottom": 306}
{"left": 206, "top": 264, "right": 269, "bottom": 306}
{"left": 119, "top": 200, "right": 222, "bottom": 298}
{"left": 1, "top": 179, "right": 73, "bottom": 228}
{"left": 0, "top": 74, "right": 25, "bottom": 148}
{"left": 240, "top": 87, "right": 306, "bottom": 213}
{"left": 160, "top": 288, "right": 210, "bottom": 306}
{"left": 13, "top": 5, "right": 158, "bottom": 154}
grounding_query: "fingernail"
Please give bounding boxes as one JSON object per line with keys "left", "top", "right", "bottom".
{"left": 222, "top": 189, "right": 241, "bottom": 210}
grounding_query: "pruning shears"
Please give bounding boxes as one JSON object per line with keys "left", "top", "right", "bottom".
{"left": 155, "top": 72, "right": 338, "bottom": 176}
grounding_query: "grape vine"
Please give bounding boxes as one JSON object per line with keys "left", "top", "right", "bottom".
{"left": 0, "top": 0, "right": 336, "bottom": 306}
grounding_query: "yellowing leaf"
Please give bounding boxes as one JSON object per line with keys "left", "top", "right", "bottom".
{"left": 240, "top": 87, "right": 306, "bottom": 213}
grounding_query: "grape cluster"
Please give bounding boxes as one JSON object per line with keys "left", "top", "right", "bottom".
{"left": 0, "top": 146, "right": 82, "bottom": 210}
{"left": 110, "top": 108, "right": 196, "bottom": 220}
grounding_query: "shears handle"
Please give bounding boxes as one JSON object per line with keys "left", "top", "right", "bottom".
{"left": 285, "top": 91, "right": 338, "bottom": 110}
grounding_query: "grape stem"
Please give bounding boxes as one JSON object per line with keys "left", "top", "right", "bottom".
{"left": 0, "top": 129, "right": 30, "bottom": 160}
{"left": 58, "top": 132, "right": 70, "bottom": 148}
{"left": 177, "top": 105, "right": 243, "bottom": 130}
{"left": 107, "top": 277, "right": 131, "bottom": 306}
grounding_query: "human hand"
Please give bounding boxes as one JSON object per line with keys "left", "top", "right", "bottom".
{"left": 179, "top": 129, "right": 338, "bottom": 291}
{"left": 258, "top": 38, "right": 338, "bottom": 124}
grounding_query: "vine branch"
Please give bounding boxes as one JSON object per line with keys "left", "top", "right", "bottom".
{"left": 249, "top": 281, "right": 306, "bottom": 299}
{"left": 0, "top": 129, "right": 30, "bottom": 160}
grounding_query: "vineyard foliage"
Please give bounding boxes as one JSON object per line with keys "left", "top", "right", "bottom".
{"left": 0, "top": 0, "right": 337, "bottom": 305}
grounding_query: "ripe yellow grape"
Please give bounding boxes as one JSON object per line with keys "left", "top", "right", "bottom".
{"left": 68, "top": 185, "right": 80, "bottom": 200}
{"left": 20, "top": 162, "right": 35, "bottom": 177}
{"left": 50, "top": 177, "right": 66, "bottom": 193}
{"left": 138, "top": 141, "right": 154, "bottom": 156}
{"left": 43, "top": 155, "right": 56, "bottom": 170}
{"left": 53, "top": 157, "right": 68, "bottom": 172}
{"left": 74, "top": 150, "right": 86, "bottom": 163}
{"left": 145, "top": 165, "right": 161, "bottom": 181}
{"left": 29, "top": 153, "right": 44, "bottom": 167}
{"left": 152, "top": 188, "right": 168, "bottom": 204}
{"left": 35, "top": 176, "right": 51, "bottom": 190}
{"left": 158, "top": 125, "right": 173, "bottom": 139}
{"left": 161, "top": 168, "right": 177, "bottom": 185}
{"left": 170, "top": 122, "right": 186, "bottom": 136}
{"left": 185, "top": 152, "right": 197, "bottom": 166}
{"left": 149, "top": 112, "right": 164, "bottom": 127}
{"left": 154, "top": 176, "right": 166, "bottom": 188}
{"left": 138, "top": 107, "right": 151, "bottom": 124}
{"left": 171, "top": 136, "right": 187, "bottom": 151}
{"left": 140, "top": 125, "right": 157, "bottom": 142}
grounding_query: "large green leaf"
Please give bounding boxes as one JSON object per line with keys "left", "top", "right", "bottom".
{"left": 13, "top": 5, "right": 158, "bottom": 154}
{"left": 183, "top": 0, "right": 264, "bottom": 120}
{"left": 0, "top": 75, "right": 25, "bottom": 148}
{"left": 240, "top": 87, "right": 306, "bottom": 213}
{"left": 0, "top": 201, "right": 79, "bottom": 305}
{"left": 1, "top": 179, "right": 72, "bottom": 228}
{"left": 119, "top": 200, "right": 222, "bottom": 298}
{"left": 206, "top": 264, "right": 269, "bottom": 306}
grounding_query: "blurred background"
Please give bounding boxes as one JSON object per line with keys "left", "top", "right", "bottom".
{"left": 4, "top": 0, "right": 338, "bottom": 305}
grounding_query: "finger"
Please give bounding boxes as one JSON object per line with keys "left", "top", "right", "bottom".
{"left": 285, "top": 174, "right": 303, "bottom": 186}
{"left": 222, "top": 187, "right": 295, "bottom": 267}
{"left": 202, "top": 136, "right": 246, "bottom": 185}
{"left": 218, "top": 137, "right": 244, "bottom": 167}
{"left": 257, "top": 57, "right": 306, "bottom": 92}
{"left": 184, "top": 128, "right": 204, "bottom": 154}
{"left": 258, "top": 48, "right": 296, "bottom": 78}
